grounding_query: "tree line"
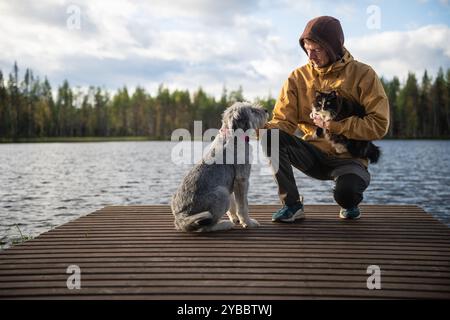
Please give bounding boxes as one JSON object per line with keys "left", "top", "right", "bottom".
{"left": 381, "top": 68, "right": 450, "bottom": 138}
{"left": 0, "top": 62, "right": 449, "bottom": 140}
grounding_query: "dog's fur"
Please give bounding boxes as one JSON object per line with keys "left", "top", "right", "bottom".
{"left": 171, "top": 102, "right": 268, "bottom": 232}
{"left": 310, "top": 90, "right": 381, "bottom": 163}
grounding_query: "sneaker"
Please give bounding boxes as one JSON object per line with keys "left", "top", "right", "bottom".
{"left": 272, "top": 201, "right": 305, "bottom": 223}
{"left": 339, "top": 207, "right": 361, "bottom": 220}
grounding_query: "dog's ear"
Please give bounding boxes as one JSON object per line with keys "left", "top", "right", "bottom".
{"left": 232, "top": 115, "right": 250, "bottom": 132}
{"left": 232, "top": 118, "right": 238, "bottom": 131}
{"left": 220, "top": 120, "right": 227, "bottom": 130}
{"left": 222, "top": 107, "right": 234, "bottom": 130}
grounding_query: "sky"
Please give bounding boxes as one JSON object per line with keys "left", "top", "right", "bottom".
{"left": 0, "top": 0, "right": 449, "bottom": 100}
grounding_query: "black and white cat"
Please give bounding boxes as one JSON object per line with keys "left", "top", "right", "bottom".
{"left": 310, "top": 90, "right": 381, "bottom": 163}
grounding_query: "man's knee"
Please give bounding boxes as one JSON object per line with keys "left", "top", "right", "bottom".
{"left": 278, "top": 129, "right": 295, "bottom": 147}
{"left": 333, "top": 174, "right": 367, "bottom": 209}
{"left": 261, "top": 129, "right": 293, "bottom": 156}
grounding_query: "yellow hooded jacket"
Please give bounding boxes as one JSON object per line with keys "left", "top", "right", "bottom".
{"left": 266, "top": 48, "right": 390, "bottom": 167}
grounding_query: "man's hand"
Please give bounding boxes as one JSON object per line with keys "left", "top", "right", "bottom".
{"left": 312, "top": 114, "right": 330, "bottom": 130}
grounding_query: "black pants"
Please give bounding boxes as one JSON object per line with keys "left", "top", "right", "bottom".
{"left": 261, "top": 129, "right": 370, "bottom": 209}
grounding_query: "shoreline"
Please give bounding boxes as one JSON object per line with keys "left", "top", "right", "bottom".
{"left": 1, "top": 136, "right": 450, "bottom": 143}
{"left": 0, "top": 136, "right": 161, "bottom": 143}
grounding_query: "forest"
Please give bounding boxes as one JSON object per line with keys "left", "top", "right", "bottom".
{"left": 0, "top": 62, "right": 449, "bottom": 140}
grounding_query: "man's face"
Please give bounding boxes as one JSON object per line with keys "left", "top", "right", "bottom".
{"left": 304, "top": 39, "right": 330, "bottom": 68}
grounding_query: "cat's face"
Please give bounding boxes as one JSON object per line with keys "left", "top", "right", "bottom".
{"left": 313, "top": 91, "right": 339, "bottom": 121}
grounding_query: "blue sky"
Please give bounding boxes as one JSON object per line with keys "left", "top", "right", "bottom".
{"left": 261, "top": 0, "right": 450, "bottom": 39}
{"left": 0, "top": 0, "right": 449, "bottom": 99}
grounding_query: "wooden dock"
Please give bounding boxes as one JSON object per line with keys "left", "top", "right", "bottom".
{"left": 0, "top": 205, "right": 449, "bottom": 299}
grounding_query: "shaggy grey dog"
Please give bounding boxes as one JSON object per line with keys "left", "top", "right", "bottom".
{"left": 171, "top": 102, "right": 268, "bottom": 232}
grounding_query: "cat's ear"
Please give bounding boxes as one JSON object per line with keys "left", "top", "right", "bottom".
{"left": 315, "top": 91, "right": 322, "bottom": 97}
{"left": 330, "top": 91, "right": 337, "bottom": 97}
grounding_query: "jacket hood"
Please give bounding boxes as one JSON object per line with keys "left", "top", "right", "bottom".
{"left": 299, "top": 16, "right": 345, "bottom": 64}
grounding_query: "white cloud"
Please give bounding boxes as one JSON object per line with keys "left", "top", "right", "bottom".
{"left": 0, "top": 0, "right": 300, "bottom": 99}
{"left": 1, "top": 1, "right": 449, "bottom": 102}
{"left": 347, "top": 24, "right": 450, "bottom": 80}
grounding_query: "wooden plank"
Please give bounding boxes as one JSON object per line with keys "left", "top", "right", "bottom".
{"left": 0, "top": 205, "right": 449, "bottom": 299}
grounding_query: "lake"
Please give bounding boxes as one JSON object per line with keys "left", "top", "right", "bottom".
{"left": 1, "top": 140, "right": 449, "bottom": 248}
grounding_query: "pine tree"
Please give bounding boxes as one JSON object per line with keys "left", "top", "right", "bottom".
{"left": 431, "top": 68, "right": 446, "bottom": 137}
{"left": 130, "top": 86, "right": 149, "bottom": 136}
{"left": 111, "top": 86, "right": 131, "bottom": 136}
{"left": 157, "top": 85, "right": 173, "bottom": 138}
{"left": 7, "top": 63, "right": 20, "bottom": 138}
{"left": 193, "top": 87, "right": 217, "bottom": 133}
{"left": 382, "top": 77, "right": 400, "bottom": 137}
{"left": 56, "top": 80, "right": 75, "bottom": 136}
{"left": 418, "top": 71, "right": 432, "bottom": 137}
{"left": 398, "top": 73, "right": 419, "bottom": 137}
{"left": 443, "top": 68, "right": 450, "bottom": 137}
{"left": 0, "top": 71, "right": 8, "bottom": 138}
{"left": 94, "top": 87, "right": 109, "bottom": 136}
{"left": 172, "top": 89, "right": 192, "bottom": 132}
{"left": 228, "top": 85, "right": 244, "bottom": 103}
{"left": 34, "top": 78, "right": 52, "bottom": 137}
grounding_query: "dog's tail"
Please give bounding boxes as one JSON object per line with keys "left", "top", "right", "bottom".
{"left": 174, "top": 211, "right": 214, "bottom": 232}
{"left": 367, "top": 143, "right": 381, "bottom": 164}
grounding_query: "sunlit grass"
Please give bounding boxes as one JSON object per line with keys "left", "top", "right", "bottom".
{"left": 0, "top": 225, "right": 34, "bottom": 249}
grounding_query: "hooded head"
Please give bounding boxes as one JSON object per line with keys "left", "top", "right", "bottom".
{"left": 299, "top": 16, "right": 345, "bottom": 66}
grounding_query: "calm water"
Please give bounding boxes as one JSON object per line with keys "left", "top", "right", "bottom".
{"left": 1, "top": 140, "right": 449, "bottom": 248}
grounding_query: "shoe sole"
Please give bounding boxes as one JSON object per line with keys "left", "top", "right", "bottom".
{"left": 272, "top": 209, "right": 305, "bottom": 223}
{"left": 339, "top": 212, "right": 361, "bottom": 220}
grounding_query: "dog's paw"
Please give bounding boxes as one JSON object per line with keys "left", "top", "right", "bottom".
{"left": 242, "top": 218, "right": 260, "bottom": 229}
{"left": 226, "top": 211, "right": 240, "bottom": 224}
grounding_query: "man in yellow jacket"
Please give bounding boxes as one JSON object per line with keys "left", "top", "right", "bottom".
{"left": 263, "top": 16, "right": 389, "bottom": 221}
